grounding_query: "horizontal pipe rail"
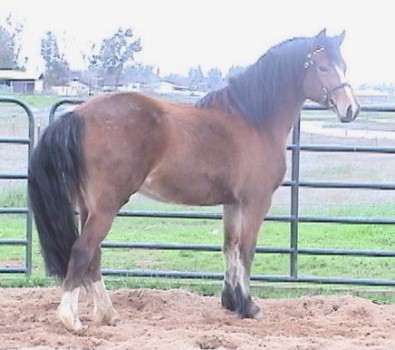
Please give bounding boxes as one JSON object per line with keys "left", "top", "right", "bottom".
{"left": 102, "top": 241, "right": 395, "bottom": 257}
{"left": 0, "top": 267, "right": 28, "bottom": 274}
{"left": 117, "top": 210, "right": 395, "bottom": 225}
{"left": 1, "top": 99, "right": 394, "bottom": 286}
{"left": 282, "top": 180, "right": 395, "bottom": 190}
{"left": 287, "top": 144, "right": 395, "bottom": 154}
{"left": 2, "top": 176, "right": 393, "bottom": 189}
{"left": 303, "top": 104, "right": 395, "bottom": 113}
{"left": 0, "top": 239, "right": 28, "bottom": 245}
{"left": 0, "top": 173, "right": 28, "bottom": 180}
{"left": 2, "top": 207, "right": 394, "bottom": 225}
{"left": 102, "top": 269, "right": 395, "bottom": 286}
{"left": 0, "top": 137, "right": 31, "bottom": 144}
{"left": 0, "top": 208, "right": 29, "bottom": 214}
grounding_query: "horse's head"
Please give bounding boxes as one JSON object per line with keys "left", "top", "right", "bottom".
{"left": 303, "top": 29, "right": 360, "bottom": 122}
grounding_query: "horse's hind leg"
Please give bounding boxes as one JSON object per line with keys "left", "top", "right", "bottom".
{"left": 222, "top": 201, "right": 268, "bottom": 318}
{"left": 87, "top": 247, "right": 119, "bottom": 325}
{"left": 58, "top": 208, "right": 118, "bottom": 331}
{"left": 81, "top": 201, "right": 118, "bottom": 325}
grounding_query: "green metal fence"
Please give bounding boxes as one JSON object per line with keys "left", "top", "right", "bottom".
{"left": 1, "top": 97, "right": 394, "bottom": 286}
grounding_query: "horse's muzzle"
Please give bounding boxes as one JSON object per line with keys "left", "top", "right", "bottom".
{"left": 339, "top": 103, "right": 360, "bottom": 123}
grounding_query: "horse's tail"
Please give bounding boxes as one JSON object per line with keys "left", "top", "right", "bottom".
{"left": 28, "top": 111, "right": 86, "bottom": 280}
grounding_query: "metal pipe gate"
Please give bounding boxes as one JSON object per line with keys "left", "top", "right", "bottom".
{"left": 1, "top": 97, "right": 394, "bottom": 286}
{"left": 0, "top": 97, "right": 35, "bottom": 274}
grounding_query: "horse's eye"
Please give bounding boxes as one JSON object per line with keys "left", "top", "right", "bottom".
{"left": 318, "top": 65, "right": 329, "bottom": 73}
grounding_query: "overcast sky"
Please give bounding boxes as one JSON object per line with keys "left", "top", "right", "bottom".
{"left": 1, "top": 0, "right": 394, "bottom": 85}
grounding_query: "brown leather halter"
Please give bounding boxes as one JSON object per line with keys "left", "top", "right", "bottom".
{"left": 304, "top": 47, "right": 351, "bottom": 107}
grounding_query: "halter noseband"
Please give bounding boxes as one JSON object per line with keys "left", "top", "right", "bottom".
{"left": 322, "top": 82, "right": 351, "bottom": 107}
{"left": 304, "top": 47, "right": 350, "bottom": 107}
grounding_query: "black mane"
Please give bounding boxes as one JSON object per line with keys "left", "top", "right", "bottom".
{"left": 196, "top": 37, "right": 312, "bottom": 128}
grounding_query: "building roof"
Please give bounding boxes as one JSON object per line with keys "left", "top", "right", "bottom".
{"left": 0, "top": 69, "right": 43, "bottom": 81}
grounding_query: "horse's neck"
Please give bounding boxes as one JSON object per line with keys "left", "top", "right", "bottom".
{"left": 198, "top": 81, "right": 305, "bottom": 140}
{"left": 197, "top": 88, "right": 239, "bottom": 115}
{"left": 265, "top": 89, "right": 305, "bottom": 143}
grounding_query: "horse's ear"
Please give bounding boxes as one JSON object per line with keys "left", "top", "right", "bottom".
{"left": 316, "top": 28, "right": 327, "bottom": 39}
{"left": 336, "top": 30, "right": 346, "bottom": 45}
{"left": 313, "top": 28, "right": 327, "bottom": 49}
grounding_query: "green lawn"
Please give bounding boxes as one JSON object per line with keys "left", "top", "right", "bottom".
{"left": 1, "top": 193, "right": 394, "bottom": 291}
{"left": 0, "top": 93, "right": 60, "bottom": 108}
{"left": 0, "top": 96, "right": 394, "bottom": 302}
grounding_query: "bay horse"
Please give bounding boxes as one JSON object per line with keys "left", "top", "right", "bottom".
{"left": 28, "top": 29, "right": 359, "bottom": 331}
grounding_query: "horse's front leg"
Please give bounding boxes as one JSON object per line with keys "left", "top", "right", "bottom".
{"left": 222, "top": 200, "right": 269, "bottom": 318}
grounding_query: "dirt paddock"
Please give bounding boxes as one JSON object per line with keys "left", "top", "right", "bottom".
{"left": 0, "top": 287, "right": 394, "bottom": 349}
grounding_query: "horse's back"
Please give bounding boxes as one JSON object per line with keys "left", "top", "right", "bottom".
{"left": 75, "top": 93, "right": 171, "bottom": 207}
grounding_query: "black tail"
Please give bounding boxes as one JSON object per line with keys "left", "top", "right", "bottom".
{"left": 28, "top": 112, "right": 85, "bottom": 280}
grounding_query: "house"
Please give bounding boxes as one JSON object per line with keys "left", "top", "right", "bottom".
{"left": 355, "top": 89, "right": 391, "bottom": 105}
{"left": 146, "top": 81, "right": 175, "bottom": 94}
{"left": 52, "top": 79, "right": 91, "bottom": 96}
{"left": 143, "top": 81, "right": 195, "bottom": 96}
{"left": 0, "top": 69, "right": 44, "bottom": 93}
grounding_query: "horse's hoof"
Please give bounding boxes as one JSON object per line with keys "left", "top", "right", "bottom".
{"left": 252, "top": 309, "right": 263, "bottom": 319}
{"left": 94, "top": 309, "right": 120, "bottom": 326}
{"left": 58, "top": 307, "right": 84, "bottom": 331}
{"left": 238, "top": 298, "right": 262, "bottom": 319}
{"left": 248, "top": 302, "right": 263, "bottom": 319}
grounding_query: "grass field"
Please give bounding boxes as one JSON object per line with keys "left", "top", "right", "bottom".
{"left": 0, "top": 187, "right": 394, "bottom": 295}
{"left": 0, "top": 93, "right": 394, "bottom": 302}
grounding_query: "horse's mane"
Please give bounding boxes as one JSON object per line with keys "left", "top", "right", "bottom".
{"left": 196, "top": 37, "right": 312, "bottom": 128}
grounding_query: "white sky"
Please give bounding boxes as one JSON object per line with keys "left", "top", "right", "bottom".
{"left": 1, "top": 0, "right": 395, "bottom": 85}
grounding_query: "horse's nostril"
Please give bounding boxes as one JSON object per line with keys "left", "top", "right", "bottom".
{"left": 346, "top": 105, "right": 353, "bottom": 120}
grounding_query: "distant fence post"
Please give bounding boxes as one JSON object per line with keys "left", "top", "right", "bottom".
{"left": 290, "top": 116, "right": 301, "bottom": 279}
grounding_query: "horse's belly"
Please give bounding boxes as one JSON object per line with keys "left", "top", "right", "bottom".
{"left": 139, "top": 171, "right": 238, "bottom": 206}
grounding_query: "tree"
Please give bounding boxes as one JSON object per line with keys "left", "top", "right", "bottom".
{"left": 123, "top": 64, "right": 160, "bottom": 84}
{"left": 206, "top": 68, "right": 224, "bottom": 91}
{"left": 188, "top": 65, "right": 204, "bottom": 91}
{"left": 89, "top": 28, "right": 141, "bottom": 89}
{"left": 227, "top": 65, "right": 247, "bottom": 79}
{"left": 41, "top": 31, "right": 70, "bottom": 88}
{"left": 0, "top": 14, "right": 26, "bottom": 70}
{"left": 164, "top": 73, "right": 189, "bottom": 87}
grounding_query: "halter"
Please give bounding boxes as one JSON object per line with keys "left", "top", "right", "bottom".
{"left": 304, "top": 47, "right": 350, "bottom": 107}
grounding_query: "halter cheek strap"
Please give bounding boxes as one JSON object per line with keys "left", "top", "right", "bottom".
{"left": 304, "top": 47, "right": 350, "bottom": 107}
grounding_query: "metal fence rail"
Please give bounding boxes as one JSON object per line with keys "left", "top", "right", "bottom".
{"left": 1, "top": 98, "right": 394, "bottom": 286}
{"left": 0, "top": 97, "right": 35, "bottom": 274}
{"left": 47, "top": 100, "right": 395, "bottom": 286}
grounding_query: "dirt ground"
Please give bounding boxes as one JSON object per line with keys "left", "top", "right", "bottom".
{"left": 0, "top": 287, "right": 394, "bottom": 350}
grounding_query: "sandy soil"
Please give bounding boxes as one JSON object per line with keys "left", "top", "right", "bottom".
{"left": 0, "top": 287, "right": 394, "bottom": 350}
